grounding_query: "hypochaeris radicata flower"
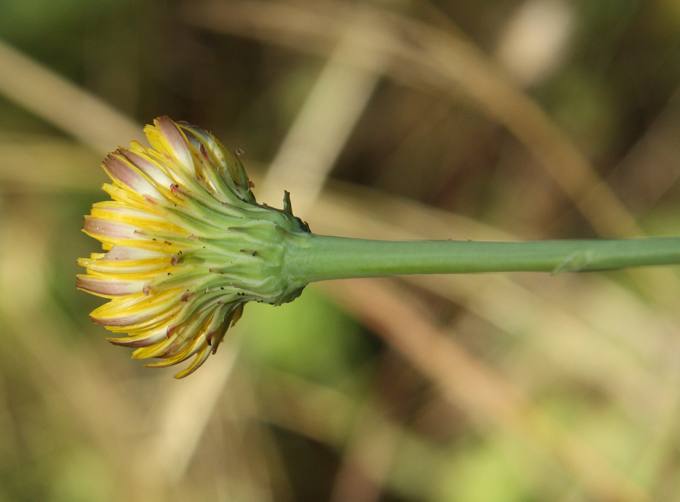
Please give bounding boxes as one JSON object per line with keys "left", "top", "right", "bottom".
{"left": 79, "top": 118, "right": 680, "bottom": 378}
{"left": 78, "top": 117, "right": 309, "bottom": 378}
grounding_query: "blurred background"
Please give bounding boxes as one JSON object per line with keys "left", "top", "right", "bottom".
{"left": 2, "top": 0, "right": 680, "bottom": 500}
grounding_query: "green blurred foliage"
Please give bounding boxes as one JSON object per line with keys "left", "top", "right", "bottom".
{"left": 242, "top": 289, "right": 369, "bottom": 387}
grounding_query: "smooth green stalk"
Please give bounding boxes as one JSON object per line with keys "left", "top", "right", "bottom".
{"left": 284, "top": 234, "right": 680, "bottom": 286}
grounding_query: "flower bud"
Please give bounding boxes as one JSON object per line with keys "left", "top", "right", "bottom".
{"left": 78, "top": 117, "right": 310, "bottom": 377}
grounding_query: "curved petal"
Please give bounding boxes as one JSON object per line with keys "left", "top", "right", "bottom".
{"left": 173, "top": 346, "right": 211, "bottom": 378}
{"left": 145, "top": 116, "right": 194, "bottom": 172}
{"left": 103, "top": 153, "right": 162, "bottom": 201}
{"left": 76, "top": 275, "right": 147, "bottom": 298}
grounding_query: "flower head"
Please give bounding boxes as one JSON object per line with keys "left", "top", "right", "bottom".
{"left": 78, "top": 116, "right": 309, "bottom": 377}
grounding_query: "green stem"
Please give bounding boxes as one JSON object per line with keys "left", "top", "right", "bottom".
{"left": 284, "top": 234, "right": 680, "bottom": 285}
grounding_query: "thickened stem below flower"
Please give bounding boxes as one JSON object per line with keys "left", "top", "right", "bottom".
{"left": 283, "top": 234, "right": 680, "bottom": 285}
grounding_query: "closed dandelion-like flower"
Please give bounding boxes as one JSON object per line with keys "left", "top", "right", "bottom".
{"left": 79, "top": 118, "right": 680, "bottom": 379}
{"left": 78, "top": 117, "right": 309, "bottom": 378}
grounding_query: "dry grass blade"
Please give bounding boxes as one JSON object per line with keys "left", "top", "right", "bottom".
{"left": 611, "top": 90, "right": 680, "bottom": 213}
{"left": 255, "top": 369, "right": 446, "bottom": 500}
{"left": 259, "top": 11, "right": 384, "bottom": 212}
{"left": 323, "top": 278, "right": 649, "bottom": 501}
{"left": 0, "top": 40, "right": 141, "bottom": 153}
{"left": 0, "top": 201, "right": 139, "bottom": 479}
{"left": 187, "top": 0, "right": 637, "bottom": 236}
{"left": 0, "top": 136, "right": 102, "bottom": 190}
